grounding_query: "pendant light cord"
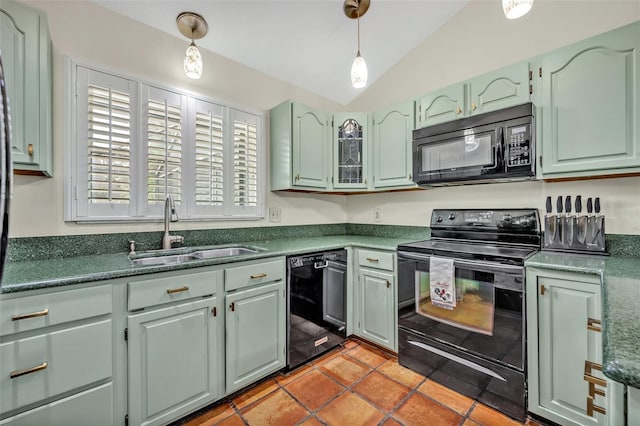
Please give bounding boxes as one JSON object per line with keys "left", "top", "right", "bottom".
{"left": 356, "top": 6, "right": 361, "bottom": 56}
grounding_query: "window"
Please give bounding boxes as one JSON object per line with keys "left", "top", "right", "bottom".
{"left": 67, "top": 63, "right": 264, "bottom": 222}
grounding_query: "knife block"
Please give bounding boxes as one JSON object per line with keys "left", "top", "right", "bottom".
{"left": 543, "top": 215, "right": 606, "bottom": 254}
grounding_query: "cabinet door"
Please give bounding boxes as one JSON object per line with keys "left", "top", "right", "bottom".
{"left": 128, "top": 297, "right": 219, "bottom": 426}
{"left": 226, "top": 281, "right": 285, "bottom": 393}
{"left": 468, "top": 62, "right": 531, "bottom": 115}
{"left": 332, "top": 112, "right": 368, "bottom": 189}
{"left": 357, "top": 268, "right": 395, "bottom": 351}
{"left": 527, "top": 269, "right": 615, "bottom": 426}
{"left": 0, "top": 1, "right": 52, "bottom": 175}
{"left": 540, "top": 22, "right": 640, "bottom": 177}
{"left": 292, "top": 103, "right": 329, "bottom": 189}
{"left": 372, "top": 102, "right": 416, "bottom": 189}
{"left": 416, "top": 84, "right": 464, "bottom": 128}
{"left": 629, "top": 387, "right": 640, "bottom": 426}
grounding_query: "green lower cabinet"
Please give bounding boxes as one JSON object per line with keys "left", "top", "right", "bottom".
{"left": 356, "top": 268, "right": 396, "bottom": 351}
{"left": 526, "top": 267, "right": 623, "bottom": 426}
{"left": 0, "top": 383, "right": 113, "bottom": 426}
{"left": 127, "top": 297, "right": 220, "bottom": 426}
{"left": 629, "top": 387, "right": 640, "bottom": 425}
{"left": 371, "top": 101, "right": 415, "bottom": 189}
{"left": 539, "top": 21, "right": 640, "bottom": 178}
{"left": 225, "top": 281, "right": 286, "bottom": 394}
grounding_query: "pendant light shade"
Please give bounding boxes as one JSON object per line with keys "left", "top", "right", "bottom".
{"left": 184, "top": 42, "right": 203, "bottom": 79}
{"left": 351, "top": 52, "right": 368, "bottom": 89}
{"left": 176, "top": 12, "right": 208, "bottom": 80}
{"left": 502, "top": 0, "right": 534, "bottom": 19}
{"left": 344, "top": 0, "right": 370, "bottom": 89}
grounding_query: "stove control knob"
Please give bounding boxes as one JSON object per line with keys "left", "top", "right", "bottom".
{"left": 502, "top": 214, "right": 512, "bottom": 222}
{"left": 436, "top": 216, "right": 443, "bottom": 223}
{"left": 448, "top": 214, "right": 456, "bottom": 221}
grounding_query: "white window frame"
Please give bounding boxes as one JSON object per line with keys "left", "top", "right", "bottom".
{"left": 65, "top": 58, "right": 266, "bottom": 223}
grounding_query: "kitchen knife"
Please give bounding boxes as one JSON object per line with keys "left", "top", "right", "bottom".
{"left": 575, "top": 195, "right": 587, "bottom": 244}
{"left": 556, "top": 196, "right": 563, "bottom": 245}
{"left": 591, "top": 197, "right": 604, "bottom": 248}
{"left": 545, "top": 196, "right": 556, "bottom": 245}
{"left": 564, "top": 195, "right": 573, "bottom": 246}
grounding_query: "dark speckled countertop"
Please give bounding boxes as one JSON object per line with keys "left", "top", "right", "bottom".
{"left": 0, "top": 235, "right": 414, "bottom": 293}
{"left": 526, "top": 251, "right": 640, "bottom": 388}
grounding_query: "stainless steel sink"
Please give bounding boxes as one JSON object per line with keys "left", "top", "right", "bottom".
{"left": 130, "top": 246, "right": 259, "bottom": 266}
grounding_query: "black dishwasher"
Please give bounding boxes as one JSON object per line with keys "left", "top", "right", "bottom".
{"left": 287, "top": 250, "right": 347, "bottom": 370}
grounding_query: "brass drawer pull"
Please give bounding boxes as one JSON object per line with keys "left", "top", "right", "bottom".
{"left": 587, "top": 396, "right": 607, "bottom": 416}
{"left": 250, "top": 273, "right": 267, "bottom": 279}
{"left": 366, "top": 257, "right": 379, "bottom": 262}
{"left": 12, "top": 308, "right": 49, "bottom": 321}
{"left": 10, "top": 361, "right": 48, "bottom": 379}
{"left": 166, "top": 286, "right": 189, "bottom": 294}
{"left": 584, "top": 360, "right": 607, "bottom": 417}
{"left": 27, "top": 144, "right": 34, "bottom": 156}
{"left": 587, "top": 318, "right": 602, "bottom": 332}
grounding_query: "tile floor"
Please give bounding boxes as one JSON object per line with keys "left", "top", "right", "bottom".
{"left": 181, "top": 339, "right": 544, "bottom": 426}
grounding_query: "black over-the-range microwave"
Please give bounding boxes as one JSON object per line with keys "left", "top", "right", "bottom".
{"left": 412, "top": 102, "right": 536, "bottom": 186}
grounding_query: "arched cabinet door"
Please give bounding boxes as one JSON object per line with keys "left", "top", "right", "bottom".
{"left": 332, "top": 112, "right": 368, "bottom": 190}
{"left": 416, "top": 84, "right": 464, "bottom": 128}
{"left": 540, "top": 21, "right": 640, "bottom": 178}
{"left": 372, "top": 101, "right": 416, "bottom": 189}
{"left": 292, "top": 103, "right": 330, "bottom": 189}
{"left": 468, "top": 62, "right": 531, "bottom": 116}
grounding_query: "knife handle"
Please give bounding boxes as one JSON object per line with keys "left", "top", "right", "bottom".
{"left": 546, "top": 196, "right": 552, "bottom": 214}
{"left": 595, "top": 197, "right": 601, "bottom": 215}
{"left": 575, "top": 195, "right": 582, "bottom": 214}
{"left": 557, "top": 196, "right": 563, "bottom": 214}
{"left": 565, "top": 195, "right": 572, "bottom": 214}
{"left": 587, "top": 197, "right": 593, "bottom": 214}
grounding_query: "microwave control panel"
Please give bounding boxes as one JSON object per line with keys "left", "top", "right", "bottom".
{"left": 506, "top": 125, "right": 531, "bottom": 167}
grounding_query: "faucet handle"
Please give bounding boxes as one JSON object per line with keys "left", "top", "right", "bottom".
{"left": 170, "top": 235, "right": 184, "bottom": 246}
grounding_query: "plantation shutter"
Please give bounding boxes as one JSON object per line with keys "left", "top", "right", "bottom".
{"left": 142, "top": 86, "right": 186, "bottom": 216}
{"left": 74, "top": 66, "right": 137, "bottom": 219}
{"left": 229, "top": 109, "right": 261, "bottom": 216}
{"left": 190, "top": 98, "right": 225, "bottom": 216}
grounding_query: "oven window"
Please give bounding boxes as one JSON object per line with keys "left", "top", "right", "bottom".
{"left": 421, "top": 131, "right": 493, "bottom": 171}
{"left": 416, "top": 271, "right": 495, "bottom": 335}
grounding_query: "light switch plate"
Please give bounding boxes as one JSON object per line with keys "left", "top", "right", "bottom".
{"left": 373, "top": 209, "right": 381, "bottom": 222}
{"left": 269, "top": 207, "right": 281, "bottom": 223}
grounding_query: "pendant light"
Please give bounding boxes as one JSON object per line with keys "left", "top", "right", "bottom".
{"left": 176, "top": 12, "right": 209, "bottom": 79}
{"left": 502, "top": 0, "right": 534, "bottom": 20}
{"left": 344, "top": 0, "right": 370, "bottom": 89}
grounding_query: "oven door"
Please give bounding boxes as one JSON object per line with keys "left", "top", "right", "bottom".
{"left": 397, "top": 250, "right": 525, "bottom": 371}
{"left": 412, "top": 123, "right": 503, "bottom": 185}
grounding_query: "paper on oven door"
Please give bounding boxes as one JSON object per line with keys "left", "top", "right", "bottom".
{"left": 429, "top": 256, "right": 456, "bottom": 310}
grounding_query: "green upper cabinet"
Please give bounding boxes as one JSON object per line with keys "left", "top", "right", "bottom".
{"left": 468, "top": 62, "right": 531, "bottom": 115}
{"left": 332, "top": 112, "right": 368, "bottom": 190}
{"left": 270, "top": 100, "right": 330, "bottom": 191}
{"left": 0, "top": 1, "right": 52, "bottom": 176}
{"left": 415, "top": 83, "right": 464, "bottom": 128}
{"left": 371, "top": 101, "right": 416, "bottom": 189}
{"left": 526, "top": 267, "right": 624, "bottom": 426}
{"left": 539, "top": 21, "right": 640, "bottom": 178}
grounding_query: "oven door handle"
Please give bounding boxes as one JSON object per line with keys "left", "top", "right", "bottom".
{"left": 398, "top": 251, "right": 524, "bottom": 274}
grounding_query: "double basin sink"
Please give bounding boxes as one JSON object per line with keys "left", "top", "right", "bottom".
{"left": 130, "top": 246, "right": 260, "bottom": 266}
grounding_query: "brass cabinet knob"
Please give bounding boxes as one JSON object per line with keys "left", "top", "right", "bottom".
{"left": 471, "top": 102, "right": 477, "bottom": 111}
{"left": 456, "top": 106, "right": 462, "bottom": 114}
{"left": 27, "top": 144, "right": 34, "bottom": 156}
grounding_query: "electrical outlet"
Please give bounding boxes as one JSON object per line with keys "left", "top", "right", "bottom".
{"left": 269, "top": 207, "right": 281, "bottom": 223}
{"left": 373, "top": 208, "right": 381, "bottom": 222}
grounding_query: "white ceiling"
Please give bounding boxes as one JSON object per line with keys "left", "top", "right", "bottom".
{"left": 93, "top": 0, "right": 470, "bottom": 105}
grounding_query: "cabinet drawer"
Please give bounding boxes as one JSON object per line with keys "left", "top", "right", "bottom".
{"left": 0, "top": 286, "right": 112, "bottom": 337}
{"left": 0, "top": 382, "right": 113, "bottom": 426}
{"left": 225, "top": 259, "right": 285, "bottom": 292}
{"left": 0, "top": 319, "right": 112, "bottom": 413}
{"left": 358, "top": 249, "right": 394, "bottom": 271}
{"left": 128, "top": 270, "right": 218, "bottom": 311}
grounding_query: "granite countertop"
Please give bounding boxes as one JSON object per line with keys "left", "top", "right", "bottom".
{"left": 0, "top": 235, "right": 414, "bottom": 293}
{"left": 526, "top": 251, "right": 640, "bottom": 388}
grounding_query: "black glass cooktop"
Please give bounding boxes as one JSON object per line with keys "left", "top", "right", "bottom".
{"left": 397, "top": 239, "right": 539, "bottom": 265}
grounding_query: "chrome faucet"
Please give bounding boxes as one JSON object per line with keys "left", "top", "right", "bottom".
{"left": 162, "top": 195, "right": 184, "bottom": 250}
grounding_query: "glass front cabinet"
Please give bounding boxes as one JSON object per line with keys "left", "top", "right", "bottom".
{"left": 332, "top": 113, "right": 368, "bottom": 190}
